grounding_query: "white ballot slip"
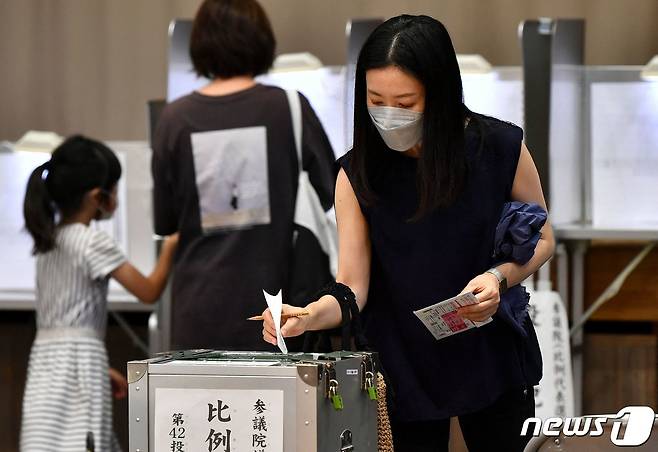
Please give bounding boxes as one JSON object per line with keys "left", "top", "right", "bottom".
{"left": 263, "top": 289, "right": 288, "bottom": 354}
{"left": 413, "top": 292, "right": 492, "bottom": 340}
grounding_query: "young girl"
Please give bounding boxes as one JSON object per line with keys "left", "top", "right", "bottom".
{"left": 20, "top": 135, "right": 178, "bottom": 451}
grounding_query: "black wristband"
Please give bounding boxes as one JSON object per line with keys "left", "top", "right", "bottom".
{"left": 315, "top": 282, "right": 368, "bottom": 351}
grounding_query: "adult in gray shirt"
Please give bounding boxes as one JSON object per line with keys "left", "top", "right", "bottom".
{"left": 152, "top": 0, "right": 335, "bottom": 350}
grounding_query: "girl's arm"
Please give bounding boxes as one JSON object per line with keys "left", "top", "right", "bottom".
{"left": 263, "top": 168, "right": 371, "bottom": 344}
{"left": 460, "top": 143, "right": 555, "bottom": 321}
{"left": 111, "top": 233, "right": 179, "bottom": 304}
{"left": 109, "top": 367, "right": 128, "bottom": 400}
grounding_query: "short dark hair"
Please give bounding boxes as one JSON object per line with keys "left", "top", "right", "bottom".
{"left": 352, "top": 15, "right": 471, "bottom": 220}
{"left": 190, "top": 0, "right": 276, "bottom": 79}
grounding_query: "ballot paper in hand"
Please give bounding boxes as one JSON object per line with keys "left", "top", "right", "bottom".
{"left": 413, "top": 292, "right": 492, "bottom": 340}
{"left": 263, "top": 289, "right": 288, "bottom": 354}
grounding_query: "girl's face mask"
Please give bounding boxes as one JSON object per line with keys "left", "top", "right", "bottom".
{"left": 97, "top": 206, "right": 113, "bottom": 221}
{"left": 96, "top": 188, "right": 117, "bottom": 221}
{"left": 368, "top": 106, "right": 423, "bottom": 152}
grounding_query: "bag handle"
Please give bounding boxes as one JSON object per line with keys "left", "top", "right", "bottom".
{"left": 285, "top": 89, "right": 303, "bottom": 170}
{"left": 303, "top": 282, "right": 370, "bottom": 352}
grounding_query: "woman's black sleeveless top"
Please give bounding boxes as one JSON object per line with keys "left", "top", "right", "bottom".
{"left": 338, "top": 116, "right": 542, "bottom": 421}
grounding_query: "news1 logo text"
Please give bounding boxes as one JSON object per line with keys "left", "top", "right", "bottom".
{"left": 522, "top": 406, "right": 656, "bottom": 447}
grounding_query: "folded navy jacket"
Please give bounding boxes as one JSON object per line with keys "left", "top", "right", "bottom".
{"left": 493, "top": 201, "right": 548, "bottom": 338}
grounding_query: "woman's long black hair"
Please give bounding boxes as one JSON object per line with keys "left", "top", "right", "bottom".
{"left": 351, "top": 15, "right": 471, "bottom": 220}
{"left": 23, "top": 135, "right": 121, "bottom": 254}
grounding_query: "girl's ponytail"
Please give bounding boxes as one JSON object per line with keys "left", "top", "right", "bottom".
{"left": 22, "top": 135, "right": 121, "bottom": 254}
{"left": 23, "top": 162, "right": 56, "bottom": 254}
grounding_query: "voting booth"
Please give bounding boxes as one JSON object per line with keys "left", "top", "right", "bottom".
{"left": 128, "top": 350, "right": 379, "bottom": 452}
{"left": 521, "top": 17, "right": 658, "bottom": 421}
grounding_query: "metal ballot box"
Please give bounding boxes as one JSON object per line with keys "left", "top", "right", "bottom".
{"left": 128, "top": 350, "right": 378, "bottom": 452}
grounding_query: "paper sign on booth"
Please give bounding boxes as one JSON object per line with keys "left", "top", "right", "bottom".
{"left": 154, "top": 388, "right": 284, "bottom": 452}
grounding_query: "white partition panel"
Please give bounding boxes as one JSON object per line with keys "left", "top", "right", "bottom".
{"left": 590, "top": 77, "right": 658, "bottom": 227}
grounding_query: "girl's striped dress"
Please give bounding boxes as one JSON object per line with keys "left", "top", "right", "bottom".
{"left": 21, "top": 223, "right": 126, "bottom": 452}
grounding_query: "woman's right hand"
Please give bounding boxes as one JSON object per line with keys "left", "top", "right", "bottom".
{"left": 262, "top": 304, "right": 311, "bottom": 346}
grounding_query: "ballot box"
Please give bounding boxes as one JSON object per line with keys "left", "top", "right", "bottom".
{"left": 128, "top": 350, "right": 379, "bottom": 452}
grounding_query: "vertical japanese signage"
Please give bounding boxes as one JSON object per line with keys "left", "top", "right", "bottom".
{"left": 155, "top": 389, "right": 284, "bottom": 451}
{"left": 529, "top": 290, "right": 575, "bottom": 419}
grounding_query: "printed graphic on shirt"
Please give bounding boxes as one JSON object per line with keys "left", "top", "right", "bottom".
{"left": 191, "top": 127, "right": 270, "bottom": 233}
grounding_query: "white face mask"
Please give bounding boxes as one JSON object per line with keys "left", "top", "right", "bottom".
{"left": 368, "top": 106, "right": 423, "bottom": 152}
{"left": 97, "top": 206, "right": 113, "bottom": 221}
{"left": 97, "top": 189, "right": 115, "bottom": 221}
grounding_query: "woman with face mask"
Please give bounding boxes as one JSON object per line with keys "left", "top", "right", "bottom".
{"left": 263, "top": 15, "right": 555, "bottom": 451}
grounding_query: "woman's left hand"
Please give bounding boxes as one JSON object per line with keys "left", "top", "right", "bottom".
{"left": 458, "top": 272, "right": 501, "bottom": 322}
{"left": 109, "top": 367, "right": 128, "bottom": 400}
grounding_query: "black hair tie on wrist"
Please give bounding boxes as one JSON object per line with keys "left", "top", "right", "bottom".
{"left": 313, "top": 281, "right": 369, "bottom": 351}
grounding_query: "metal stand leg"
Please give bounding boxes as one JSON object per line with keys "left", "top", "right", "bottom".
{"left": 148, "top": 311, "right": 159, "bottom": 357}
{"left": 556, "top": 243, "right": 569, "bottom": 312}
{"left": 570, "top": 240, "right": 589, "bottom": 417}
{"left": 158, "top": 279, "right": 173, "bottom": 353}
{"left": 152, "top": 238, "right": 172, "bottom": 355}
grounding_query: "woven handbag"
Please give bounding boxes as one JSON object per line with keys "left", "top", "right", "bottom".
{"left": 376, "top": 370, "right": 395, "bottom": 451}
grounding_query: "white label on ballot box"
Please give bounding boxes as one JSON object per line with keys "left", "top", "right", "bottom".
{"left": 413, "top": 292, "right": 492, "bottom": 340}
{"left": 155, "top": 388, "right": 283, "bottom": 451}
